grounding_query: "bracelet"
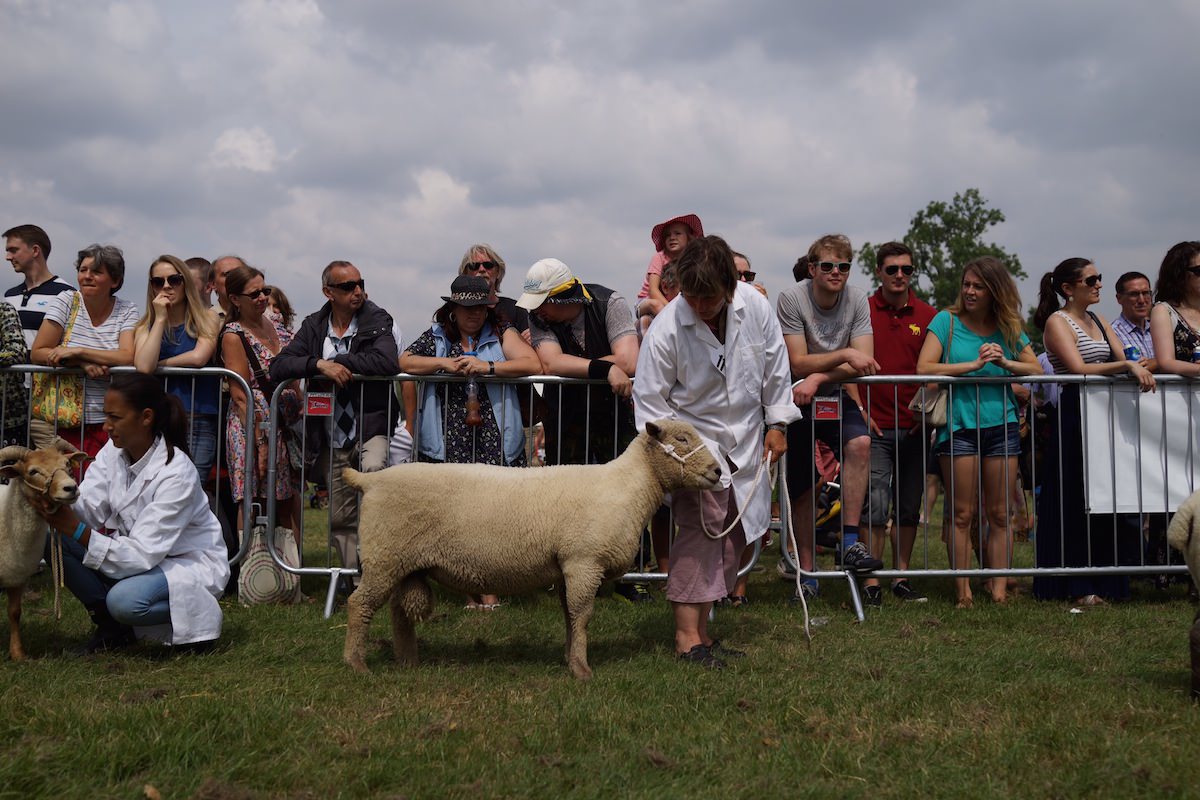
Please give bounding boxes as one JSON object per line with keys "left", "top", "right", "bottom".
{"left": 588, "top": 359, "right": 615, "bottom": 380}
{"left": 766, "top": 422, "right": 787, "bottom": 433}
{"left": 71, "top": 522, "right": 86, "bottom": 542}
{"left": 488, "top": 361, "right": 495, "bottom": 376}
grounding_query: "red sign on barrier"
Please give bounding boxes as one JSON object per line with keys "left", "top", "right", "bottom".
{"left": 306, "top": 392, "right": 333, "bottom": 416}
{"left": 812, "top": 395, "right": 841, "bottom": 420}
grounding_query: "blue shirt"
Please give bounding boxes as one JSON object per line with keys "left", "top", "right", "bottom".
{"left": 161, "top": 324, "right": 220, "bottom": 414}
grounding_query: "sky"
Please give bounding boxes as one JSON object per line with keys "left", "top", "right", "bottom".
{"left": 2, "top": 0, "right": 1198, "bottom": 343}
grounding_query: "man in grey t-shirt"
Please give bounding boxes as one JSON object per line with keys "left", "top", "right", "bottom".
{"left": 777, "top": 234, "right": 882, "bottom": 598}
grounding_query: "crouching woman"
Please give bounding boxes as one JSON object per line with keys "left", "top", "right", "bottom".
{"left": 33, "top": 372, "right": 229, "bottom": 653}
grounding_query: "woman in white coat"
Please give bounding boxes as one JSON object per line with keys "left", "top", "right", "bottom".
{"left": 34, "top": 372, "right": 229, "bottom": 653}
{"left": 633, "top": 236, "right": 800, "bottom": 669}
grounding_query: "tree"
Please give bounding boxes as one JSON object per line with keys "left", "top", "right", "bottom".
{"left": 858, "top": 188, "right": 1025, "bottom": 312}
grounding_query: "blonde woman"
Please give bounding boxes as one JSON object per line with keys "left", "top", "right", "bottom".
{"left": 133, "top": 254, "right": 221, "bottom": 481}
{"left": 917, "top": 256, "right": 1042, "bottom": 607}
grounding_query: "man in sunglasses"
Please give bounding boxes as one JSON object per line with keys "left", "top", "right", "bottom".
{"left": 733, "top": 251, "right": 768, "bottom": 299}
{"left": 776, "top": 234, "right": 882, "bottom": 599}
{"left": 271, "top": 260, "right": 400, "bottom": 577}
{"left": 861, "top": 242, "right": 937, "bottom": 606}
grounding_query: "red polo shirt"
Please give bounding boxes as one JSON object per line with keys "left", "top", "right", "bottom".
{"left": 867, "top": 288, "right": 938, "bottom": 429}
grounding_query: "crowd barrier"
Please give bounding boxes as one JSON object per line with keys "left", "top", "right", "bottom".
{"left": 1, "top": 365, "right": 257, "bottom": 569}
{"left": 242, "top": 372, "right": 1196, "bottom": 620}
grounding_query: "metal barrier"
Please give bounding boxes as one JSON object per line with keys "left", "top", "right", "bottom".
{"left": 2, "top": 364, "right": 257, "bottom": 567}
{"left": 778, "top": 373, "right": 1194, "bottom": 620}
{"left": 260, "top": 370, "right": 1196, "bottom": 620}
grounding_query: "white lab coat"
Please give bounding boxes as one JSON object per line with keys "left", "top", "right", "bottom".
{"left": 634, "top": 283, "right": 802, "bottom": 543}
{"left": 77, "top": 437, "right": 229, "bottom": 645}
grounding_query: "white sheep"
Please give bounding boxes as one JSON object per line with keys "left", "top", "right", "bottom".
{"left": 1167, "top": 489, "right": 1200, "bottom": 698}
{"left": 342, "top": 419, "right": 721, "bottom": 680}
{"left": 0, "top": 442, "right": 87, "bottom": 660}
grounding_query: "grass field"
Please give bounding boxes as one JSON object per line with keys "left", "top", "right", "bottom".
{"left": 3, "top": 509, "right": 1200, "bottom": 799}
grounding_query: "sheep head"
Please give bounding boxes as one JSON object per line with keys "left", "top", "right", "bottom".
{"left": 0, "top": 442, "right": 86, "bottom": 509}
{"left": 643, "top": 420, "right": 721, "bottom": 492}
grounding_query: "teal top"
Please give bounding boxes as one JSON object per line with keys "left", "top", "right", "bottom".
{"left": 928, "top": 311, "right": 1030, "bottom": 445}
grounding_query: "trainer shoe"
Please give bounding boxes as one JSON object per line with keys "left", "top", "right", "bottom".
{"left": 892, "top": 580, "right": 928, "bottom": 603}
{"left": 790, "top": 582, "right": 819, "bottom": 604}
{"left": 614, "top": 582, "right": 655, "bottom": 603}
{"left": 677, "top": 643, "right": 725, "bottom": 669}
{"left": 863, "top": 585, "right": 883, "bottom": 607}
{"left": 840, "top": 542, "right": 883, "bottom": 573}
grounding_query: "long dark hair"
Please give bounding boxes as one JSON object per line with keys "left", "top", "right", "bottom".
{"left": 1154, "top": 241, "right": 1200, "bottom": 306}
{"left": 108, "top": 373, "right": 190, "bottom": 463}
{"left": 1033, "top": 257, "right": 1092, "bottom": 330}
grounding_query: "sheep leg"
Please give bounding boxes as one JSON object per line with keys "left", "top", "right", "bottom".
{"left": 7, "top": 586, "right": 25, "bottom": 661}
{"left": 343, "top": 566, "right": 393, "bottom": 674}
{"left": 390, "top": 574, "right": 432, "bottom": 666}
{"left": 562, "top": 570, "right": 602, "bottom": 681}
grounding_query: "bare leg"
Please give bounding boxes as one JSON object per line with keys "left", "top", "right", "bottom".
{"left": 790, "top": 488, "right": 816, "bottom": 573}
{"left": 942, "top": 454, "right": 980, "bottom": 607}
{"left": 673, "top": 601, "right": 714, "bottom": 654}
{"left": 982, "top": 456, "right": 1019, "bottom": 603}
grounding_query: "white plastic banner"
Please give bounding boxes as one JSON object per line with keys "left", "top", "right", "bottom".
{"left": 1082, "top": 382, "right": 1200, "bottom": 513}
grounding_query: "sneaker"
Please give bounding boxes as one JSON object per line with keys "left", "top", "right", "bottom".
{"left": 614, "top": 582, "right": 655, "bottom": 603}
{"left": 790, "top": 583, "right": 819, "bottom": 604}
{"left": 709, "top": 639, "right": 746, "bottom": 658}
{"left": 840, "top": 542, "right": 883, "bottom": 573}
{"left": 677, "top": 643, "right": 725, "bottom": 669}
{"left": 892, "top": 580, "right": 928, "bottom": 603}
{"left": 863, "top": 585, "right": 883, "bottom": 607}
{"left": 776, "top": 558, "right": 797, "bottom": 581}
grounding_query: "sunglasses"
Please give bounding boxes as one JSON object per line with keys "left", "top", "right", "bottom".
{"left": 239, "top": 287, "right": 273, "bottom": 300}
{"left": 816, "top": 261, "right": 852, "bottom": 274}
{"left": 150, "top": 274, "right": 185, "bottom": 289}
{"left": 327, "top": 279, "right": 366, "bottom": 292}
{"left": 1078, "top": 275, "right": 1103, "bottom": 287}
{"left": 883, "top": 264, "right": 915, "bottom": 276}
{"left": 738, "top": 271, "right": 757, "bottom": 283}
{"left": 469, "top": 261, "right": 499, "bottom": 272}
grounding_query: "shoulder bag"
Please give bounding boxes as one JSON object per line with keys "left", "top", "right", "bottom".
{"left": 31, "top": 293, "right": 85, "bottom": 427}
{"left": 907, "top": 312, "right": 955, "bottom": 427}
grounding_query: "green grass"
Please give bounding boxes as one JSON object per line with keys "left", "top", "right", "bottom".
{"left": 3, "top": 510, "right": 1200, "bottom": 799}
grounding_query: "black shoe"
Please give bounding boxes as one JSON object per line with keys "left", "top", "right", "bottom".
{"left": 614, "top": 582, "right": 655, "bottom": 603}
{"left": 840, "top": 542, "right": 883, "bottom": 573}
{"left": 75, "top": 626, "right": 136, "bottom": 655}
{"left": 892, "top": 580, "right": 928, "bottom": 603}
{"left": 172, "top": 639, "right": 217, "bottom": 655}
{"left": 863, "top": 585, "right": 883, "bottom": 607}
{"left": 677, "top": 643, "right": 725, "bottom": 669}
{"left": 709, "top": 639, "right": 746, "bottom": 658}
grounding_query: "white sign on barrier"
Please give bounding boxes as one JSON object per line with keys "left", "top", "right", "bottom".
{"left": 1083, "top": 382, "right": 1200, "bottom": 513}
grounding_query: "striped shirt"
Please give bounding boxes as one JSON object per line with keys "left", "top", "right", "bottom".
{"left": 4, "top": 277, "right": 76, "bottom": 347}
{"left": 1047, "top": 311, "right": 1113, "bottom": 374}
{"left": 43, "top": 291, "right": 140, "bottom": 423}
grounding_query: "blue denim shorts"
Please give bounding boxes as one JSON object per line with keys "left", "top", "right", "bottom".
{"left": 934, "top": 423, "right": 1021, "bottom": 458}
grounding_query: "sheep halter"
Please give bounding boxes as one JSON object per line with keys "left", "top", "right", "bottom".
{"left": 657, "top": 441, "right": 709, "bottom": 478}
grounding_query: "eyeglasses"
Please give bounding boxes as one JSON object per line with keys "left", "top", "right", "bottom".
{"left": 738, "top": 271, "right": 757, "bottom": 282}
{"left": 883, "top": 264, "right": 915, "bottom": 276}
{"left": 239, "top": 287, "right": 273, "bottom": 300}
{"left": 816, "top": 261, "right": 852, "bottom": 274}
{"left": 469, "top": 261, "right": 498, "bottom": 272}
{"left": 1078, "top": 275, "right": 1103, "bottom": 287}
{"left": 327, "top": 279, "right": 365, "bottom": 292}
{"left": 150, "top": 274, "right": 185, "bottom": 290}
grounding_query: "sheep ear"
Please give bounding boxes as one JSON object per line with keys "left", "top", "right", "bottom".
{"left": 66, "top": 451, "right": 91, "bottom": 469}
{"left": 0, "top": 462, "right": 21, "bottom": 480}
{"left": 645, "top": 421, "right": 664, "bottom": 440}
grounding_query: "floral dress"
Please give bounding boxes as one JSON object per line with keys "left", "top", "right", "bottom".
{"left": 225, "top": 319, "right": 301, "bottom": 502}
{"left": 408, "top": 324, "right": 526, "bottom": 467}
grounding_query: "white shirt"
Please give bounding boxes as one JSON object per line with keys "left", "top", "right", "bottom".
{"left": 77, "top": 436, "right": 228, "bottom": 645}
{"left": 633, "top": 283, "right": 801, "bottom": 542}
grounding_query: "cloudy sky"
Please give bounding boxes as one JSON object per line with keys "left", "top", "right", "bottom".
{"left": 2, "top": 0, "right": 1197, "bottom": 342}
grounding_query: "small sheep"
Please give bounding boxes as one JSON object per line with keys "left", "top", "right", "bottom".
{"left": 342, "top": 419, "right": 721, "bottom": 680}
{"left": 0, "top": 442, "right": 87, "bottom": 660}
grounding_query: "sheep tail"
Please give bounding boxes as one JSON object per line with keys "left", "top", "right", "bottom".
{"left": 342, "top": 467, "right": 368, "bottom": 494}
{"left": 1168, "top": 494, "right": 1196, "bottom": 553}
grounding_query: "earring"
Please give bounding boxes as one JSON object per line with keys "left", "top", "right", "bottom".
{"left": 449, "top": 312, "right": 457, "bottom": 323}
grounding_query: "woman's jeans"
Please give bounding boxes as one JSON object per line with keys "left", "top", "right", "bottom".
{"left": 48, "top": 534, "right": 171, "bottom": 626}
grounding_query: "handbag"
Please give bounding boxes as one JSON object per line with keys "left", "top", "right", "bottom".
{"left": 907, "top": 312, "right": 955, "bottom": 426}
{"left": 31, "top": 293, "right": 84, "bottom": 427}
{"left": 237, "top": 525, "right": 302, "bottom": 605}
